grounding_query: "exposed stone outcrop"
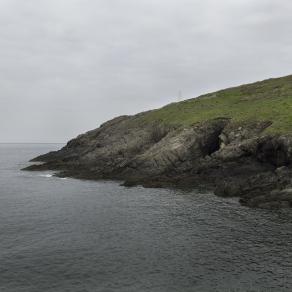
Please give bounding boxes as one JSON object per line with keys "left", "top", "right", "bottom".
{"left": 23, "top": 110, "right": 292, "bottom": 209}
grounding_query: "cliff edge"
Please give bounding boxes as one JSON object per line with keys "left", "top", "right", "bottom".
{"left": 24, "top": 75, "right": 292, "bottom": 209}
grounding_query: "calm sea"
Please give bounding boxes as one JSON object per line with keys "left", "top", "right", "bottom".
{"left": 1, "top": 144, "right": 292, "bottom": 292}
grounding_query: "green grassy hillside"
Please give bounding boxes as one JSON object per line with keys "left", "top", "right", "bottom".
{"left": 143, "top": 75, "right": 292, "bottom": 134}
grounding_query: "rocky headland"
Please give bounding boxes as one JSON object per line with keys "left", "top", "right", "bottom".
{"left": 23, "top": 75, "right": 292, "bottom": 209}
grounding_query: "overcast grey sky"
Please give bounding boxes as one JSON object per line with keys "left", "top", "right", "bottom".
{"left": 0, "top": 0, "right": 291, "bottom": 142}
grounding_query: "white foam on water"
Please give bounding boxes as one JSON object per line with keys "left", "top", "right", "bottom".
{"left": 39, "top": 174, "right": 53, "bottom": 178}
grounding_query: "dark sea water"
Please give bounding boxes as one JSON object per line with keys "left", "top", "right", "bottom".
{"left": 1, "top": 144, "right": 292, "bottom": 292}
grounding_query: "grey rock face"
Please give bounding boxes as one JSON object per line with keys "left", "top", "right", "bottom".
{"left": 23, "top": 114, "right": 292, "bottom": 209}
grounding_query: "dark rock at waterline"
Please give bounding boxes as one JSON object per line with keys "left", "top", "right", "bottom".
{"left": 22, "top": 113, "right": 292, "bottom": 209}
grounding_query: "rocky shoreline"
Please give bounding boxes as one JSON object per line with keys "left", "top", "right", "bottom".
{"left": 23, "top": 113, "right": 292, "bottom": 209}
